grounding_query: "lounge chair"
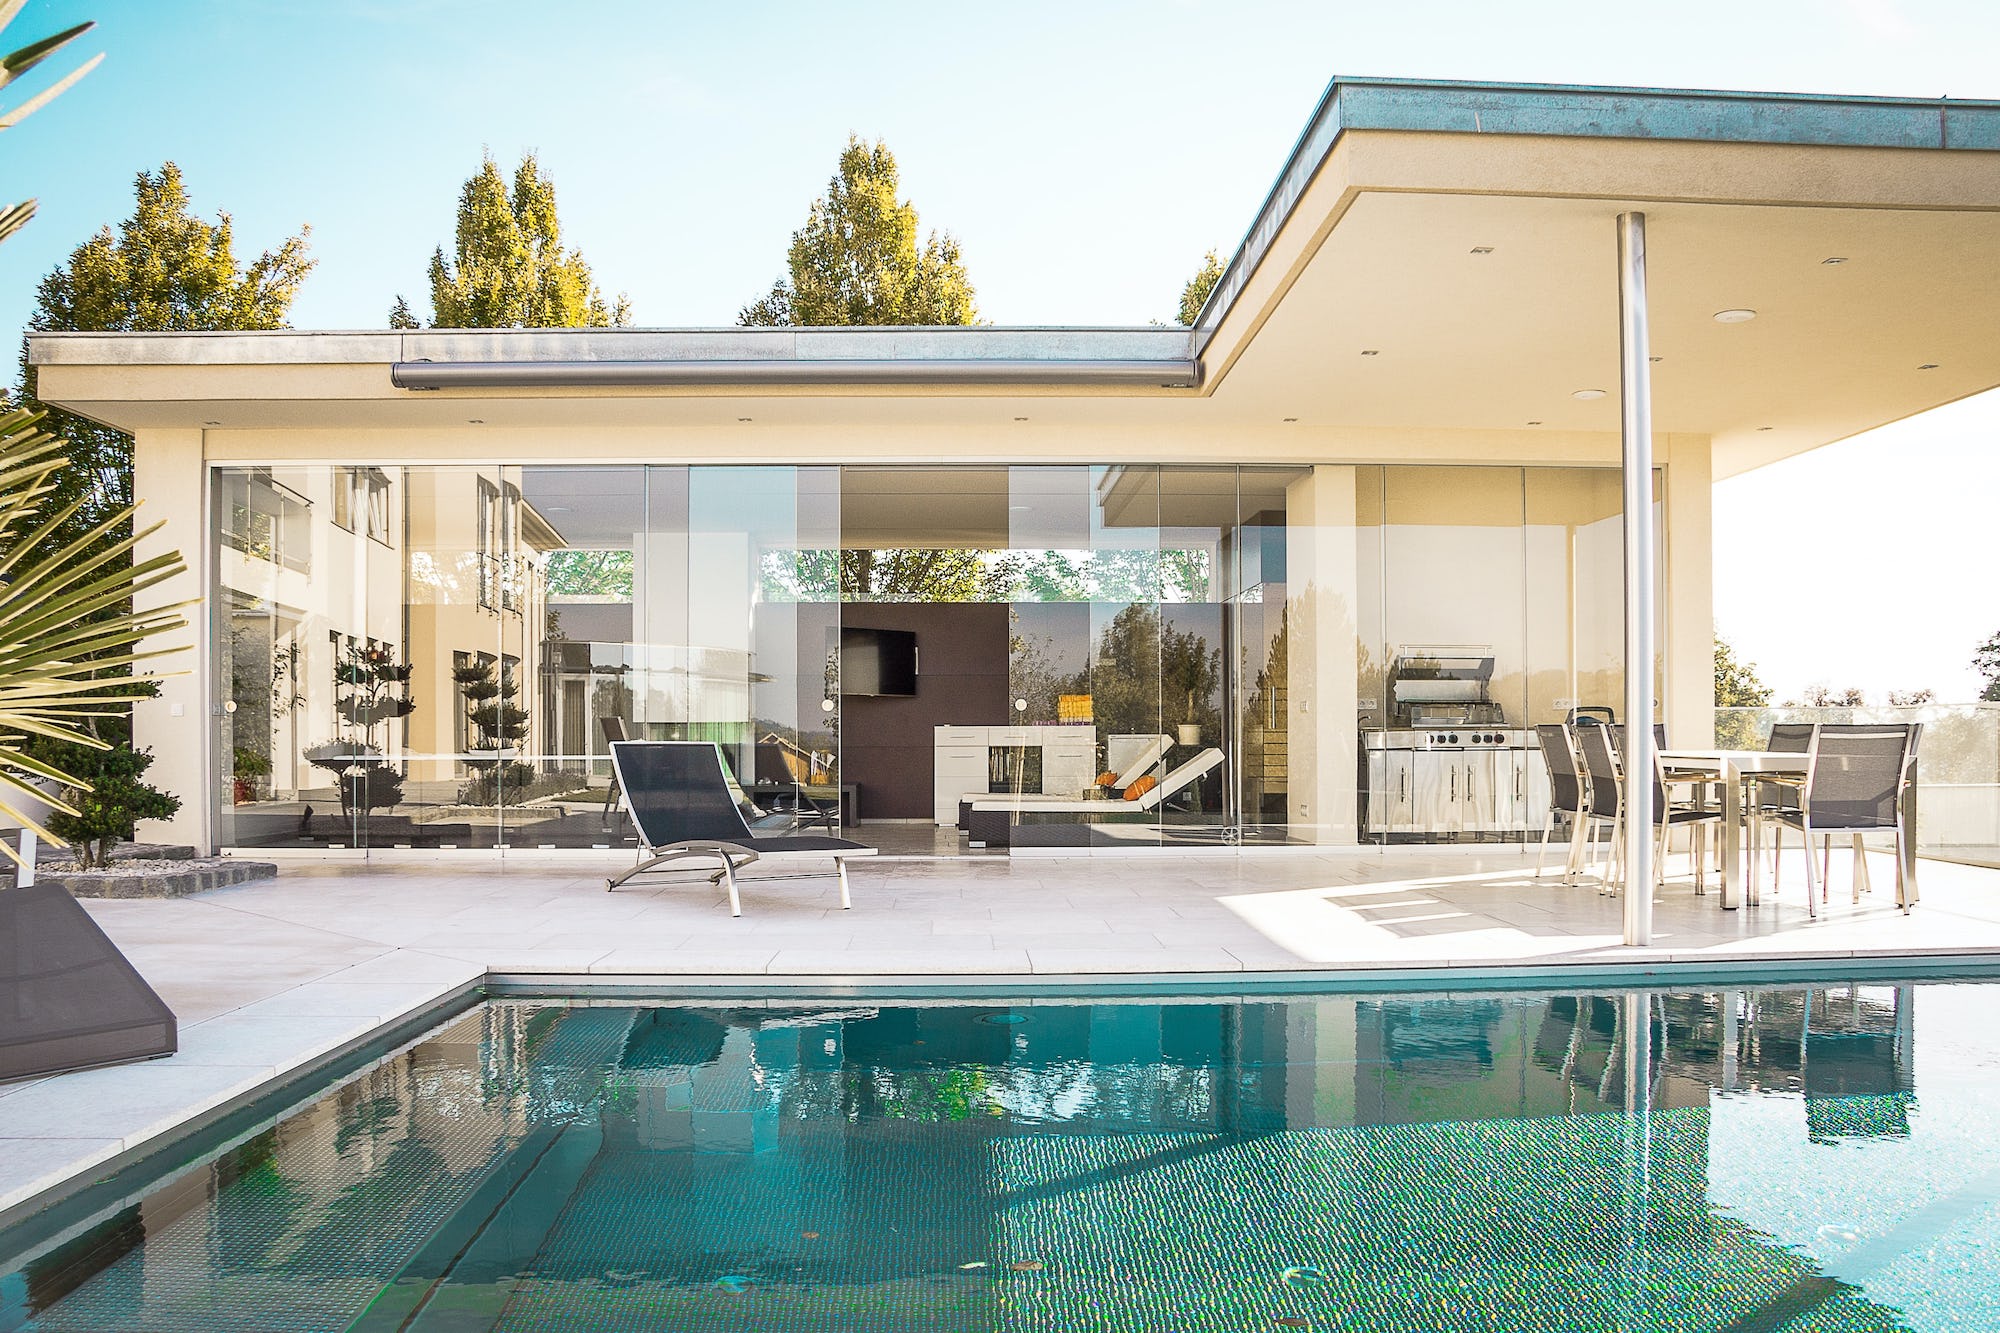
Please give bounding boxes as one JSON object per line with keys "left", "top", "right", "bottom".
{"left": 955, "top": 732, "right": 1173, "bottom": 832}
{"left": 605, "top": 740, "right": 875, "bottom": 915}
{"left": 966, "top": 747, "right": 1225, "bottom": 848}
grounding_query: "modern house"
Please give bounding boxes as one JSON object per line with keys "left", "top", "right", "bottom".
{"left": 26, "top": 77, "right": 2000, "bottom": 861}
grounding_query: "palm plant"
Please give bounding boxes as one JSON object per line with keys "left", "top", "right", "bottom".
{"left": 0, "top": 1, "right": 102, "bottom": 246}
{"left": 0, "top": 407, "right": 189, "bottom": 865}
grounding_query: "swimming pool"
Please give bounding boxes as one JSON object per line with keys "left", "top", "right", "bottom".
{"left": 3, "top": 981, "right": 1997, "bottom": 1331}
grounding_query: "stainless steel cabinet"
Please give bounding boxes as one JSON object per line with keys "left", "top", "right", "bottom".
{"left": 1366, "top": 748, "right": 1416, "bottom": 835}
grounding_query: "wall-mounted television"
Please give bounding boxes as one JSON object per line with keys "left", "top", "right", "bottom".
{"left": 841, "top": 627, "right": 918, "bottom": 696}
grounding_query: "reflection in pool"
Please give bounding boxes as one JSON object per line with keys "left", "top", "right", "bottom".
{"left": 5, "top": 982, "right": 1994, "bottom": 1331}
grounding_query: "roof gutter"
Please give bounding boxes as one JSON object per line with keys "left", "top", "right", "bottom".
{"left": 390, "top": 358, "right": 1201, "bottom": 391}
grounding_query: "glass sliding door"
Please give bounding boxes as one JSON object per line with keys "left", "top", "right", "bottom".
{"left": 685, "top": 466, "right": 841, "bottom": 819}
{"left": 1231, "top": 468, "right": 1307, "bottom": 843}
{"left": 400, "top": 466, "right": 503, "bottom": 849}
{"left": 510, "top": 467, "right": 646, "bottom": 849}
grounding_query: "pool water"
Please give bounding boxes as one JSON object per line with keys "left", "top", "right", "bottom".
{"left": 5, "top": 982, "right": 1999, "bottom": 1331}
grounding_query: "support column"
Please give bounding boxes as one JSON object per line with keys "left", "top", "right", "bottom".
{"left": 1619, "top": 212, "right": 1657, "bottom": 947}
{"left": 131, "top": 428, "right": 210, "bottom": 852}
{"left": 1286, "top": 466, "right": 1360, "bottom": 844}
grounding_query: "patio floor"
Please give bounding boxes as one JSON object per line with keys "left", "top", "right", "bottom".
{"left": 5, "top": 843, "right": 2000, "bottom": 1235}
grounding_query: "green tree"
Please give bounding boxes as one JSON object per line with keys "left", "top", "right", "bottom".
{"left": 30, "top": 714, "right": 178, "bottom": 870}
{"left": 0, "top": 4, "right": 102, "bottom": 245}
{"left": 1175, "top": 250, "right": 1223, "bottom": 326}
{"left": 1714, "top": 632, "right": 1773, "bottom": 708}
{"left": 20, "top": 163, "right": 314, "bottom": 555}
{"left": 1714, "top": 631, "right": 1773, "bottom": 748}
{"left": 398, "top": 153, "right": 631, "bottom": 328}
{"left": 741, "top": 136, "right": 977, "bottom": 327}
{"left": 1974, "top": 630, "right": 2000, "bottom": 703}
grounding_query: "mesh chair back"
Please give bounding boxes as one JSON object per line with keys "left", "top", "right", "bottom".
{"left": 610, "top": 741, "right": 758, "bottom": 849}
{"left": 1763, "top": 721, "right": 1815, "bottom": 812}
{"left": 1534, "top": 724, "right": 1583, "bottom": 815}
{"left": 1803, "top": 728, "right": 1912, "bottom": 831}
{"left": 1767, "top": 722, "right": 1814, "bottom": 753}
{"left": 1575, "top": 723, "right": 1622, "bottom": 818}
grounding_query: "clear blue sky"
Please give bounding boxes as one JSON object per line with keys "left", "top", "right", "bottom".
{"left": 5, "top": 0, "right": 1998, "bottom": 697}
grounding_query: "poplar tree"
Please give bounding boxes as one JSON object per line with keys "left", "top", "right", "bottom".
{"left": 740, "top": 136, "right": 977, "bottom": 327}
{"left": 396, "top": 153, "right": 631, "bottom": 328}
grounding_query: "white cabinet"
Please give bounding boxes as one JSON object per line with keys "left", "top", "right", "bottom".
{"left": 932, "top": 725, "right": 1100, "bottom": 824}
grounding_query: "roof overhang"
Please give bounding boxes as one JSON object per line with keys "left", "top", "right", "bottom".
{"left": 29, "top": 78, "right": 2000, "bottom": 477}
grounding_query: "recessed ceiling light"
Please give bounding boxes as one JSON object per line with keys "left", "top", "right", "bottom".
{"left": 1469, "top": 246, "right": 1494, "bottom": 255}
{"left": 1917, "top": 363, "right": 1940, "bottom": 371}
{"left": 1359, "top": 349, "right": 1380, "bottom": 356}
{"left": 1572, "top": 389, "right": 1607, "bottom": 401}
{"left": 1713, "top": 309, "right": 1757, "bottom": 324}
{"left": 1821, "top": 257, "right": 1848, "bottom": 265}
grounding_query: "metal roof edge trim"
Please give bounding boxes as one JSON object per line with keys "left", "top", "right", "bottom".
{"left": 388, "top": 358, "right": 1201, "bottom": 390}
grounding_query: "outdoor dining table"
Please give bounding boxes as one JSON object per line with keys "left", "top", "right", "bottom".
{"left": 1656, "top": 748, "right": 1919, "bottom": 911}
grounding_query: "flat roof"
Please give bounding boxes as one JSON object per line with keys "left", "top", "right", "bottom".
{"left": 1193, "top": 76, "right": 2000, "bottom": 352}
{"left": 28, "top": 77, "right": 2000, "bottom": 477}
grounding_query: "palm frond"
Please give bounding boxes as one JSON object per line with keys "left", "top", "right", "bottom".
{"left": 0, "top": 407, "right": 189, "bottom": 863}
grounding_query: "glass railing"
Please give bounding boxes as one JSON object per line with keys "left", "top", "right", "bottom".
{"left": 1716, "top": 703, "right": 2000, "bottom": 867}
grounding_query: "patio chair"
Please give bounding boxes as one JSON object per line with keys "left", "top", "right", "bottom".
{"left": 600, "top": 717, "right": 631, "bottom": 828}
{"left": 1575, "top": 724, "right": 1720, "bottom": 895}
{"left": 965, "top": 747, "right": 1225, "bottom": 849}
{"left": 1768, "top": 725, "right": 1919, "bottom": 918}
{"left": 1532, "top": 723, "right": 1588, "bottom": 881}
{"left": 1747, "top": 722, "right": 1815, "bottom": 894}
{"left": 605, "top": 740, "right": 875, "bottom": 916}
{"left": 1572, "top": 723, "right": 1625, "bottom": 889}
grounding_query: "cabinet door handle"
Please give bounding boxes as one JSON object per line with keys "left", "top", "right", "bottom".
{"left": 1450, "top": 768, "right": 1457, "bottom": 801}
{"left": 1515, "top": 766, "right": 1524, "bottom": 800}
{"left": 1399, "top": 770, "right": 1407, "bottom": 801}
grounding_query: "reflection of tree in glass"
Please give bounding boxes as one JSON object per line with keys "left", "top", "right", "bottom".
{"left": 760, "top": 548, "right": 1019, "bottom": 602}
{"left": 1010, "top": 548, "right": 1208, "bottom": 603}
{"left": 1090, "top": 605, "right": 1220, "bottom": 742}
{"left": 1009, "top": 619, "right": 1077, "bottom": 724}
{"left": 453, "top": 658, "right": 532, "bottom": 804}
{"left": 543, "top": 548, "right": 633, "bottom": 597}
{"left": 843, "top": 548, "right": 1017, "bottom": 601}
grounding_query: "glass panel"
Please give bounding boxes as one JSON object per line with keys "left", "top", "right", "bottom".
{"left": 686, "top": 467, "right": 841, "bottom": 823}
{"left": 1524, "top": 467, "right": 1667, "bottom": 734}
{"left": 214, "top": 465, "right": 425, "bottom": 849}
{"left": 399, "top": 466, "right": 500, "bottom": 849}
{"left": 1233, "top": 467, "right": 1309, "bottom": 844}
{"left": 506, "top": 467, "right": 646, "bottom": 849}
{"left": 1157, "top": 467, "right": 1234, "bottom": 841}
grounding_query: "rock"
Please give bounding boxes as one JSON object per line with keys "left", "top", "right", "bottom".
{"left": 37, "top": 857, "right": 279, "bottom": 899}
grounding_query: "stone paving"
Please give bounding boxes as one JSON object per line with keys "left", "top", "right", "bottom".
{"left": 4, "top": 843, "right": 1999, "bottom": 1232}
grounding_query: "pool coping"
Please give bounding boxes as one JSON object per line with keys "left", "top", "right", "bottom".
{"left": 0, "top": 979, "right": 488, "bottom": 1267}
{"left": 9, "top": 947, "right": 2000, "bottom": 1276}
